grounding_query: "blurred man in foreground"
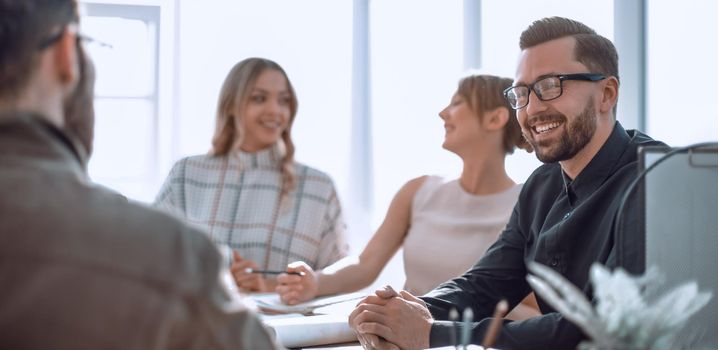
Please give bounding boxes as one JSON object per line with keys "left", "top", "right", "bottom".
{"left": 0, "top": 1, "right": 280, "bottom": 348}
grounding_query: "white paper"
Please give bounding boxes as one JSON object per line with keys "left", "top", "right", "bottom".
{"left": 264, "top": 314, "right": 357, "bottom": 348}
{"left": 250, "top": 292, "right": 365, "bottom": 314}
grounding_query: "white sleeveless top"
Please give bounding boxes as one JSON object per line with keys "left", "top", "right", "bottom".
{"left": 402, "top": 176, "right": 522, "bottom": 295}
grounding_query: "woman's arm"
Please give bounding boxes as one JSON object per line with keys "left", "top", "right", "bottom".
{"left": 276, "top": 176, "right": 428, "bottom": 304}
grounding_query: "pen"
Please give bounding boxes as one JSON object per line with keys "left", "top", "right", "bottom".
{"left": 243, "top": 268, "right": 304, "bottom": 276}
{"left": 481, "top": 299, "right": 508, "bottom": 349}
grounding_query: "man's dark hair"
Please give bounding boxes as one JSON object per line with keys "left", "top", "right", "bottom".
{"left": 0, "top": 0, "right": 78, "bottom": 99}
{"left": 520, "top": 17, "right": 619, "bottom": 82}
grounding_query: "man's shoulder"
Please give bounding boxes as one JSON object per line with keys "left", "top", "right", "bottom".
{"left": 626, "top": 129, "right": 664, "bottom": 147}
{"left": 617, "top": 128, "right": 667, "bottom": 168}
{"left": 513, "top": 163, "right": 564, "bottom": 210}
{"left": 94, "top": 185, "right": 215, "bottom": 249}
{"left": 70, "top": 185, "right": 222, "bottom": 291}
{"left": 523, "top": 162, "right": 562, "bottom": 188}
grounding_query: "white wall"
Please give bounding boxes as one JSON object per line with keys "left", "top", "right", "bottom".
{"left": 647, "top": 0, "right": 718, "bottom": 146}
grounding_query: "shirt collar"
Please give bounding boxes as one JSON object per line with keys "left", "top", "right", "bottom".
{"left": 235, "top": 144, "right": 283, "bottom": 169}
{"left": 563, "top": 121, "right": 631, "bottom": 204}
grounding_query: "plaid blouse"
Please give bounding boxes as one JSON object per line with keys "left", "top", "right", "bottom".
{"left": 154, "top": 146, "right": 349, "bottom": 271}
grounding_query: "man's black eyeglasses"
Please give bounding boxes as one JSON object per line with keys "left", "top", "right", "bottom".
{"left": 503, "top": 73, "right": 606, "bottom": 110}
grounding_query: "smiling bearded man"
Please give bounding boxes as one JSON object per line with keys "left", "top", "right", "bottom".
{"left": 348, "top": 16, "right": 667, "bottom": 350}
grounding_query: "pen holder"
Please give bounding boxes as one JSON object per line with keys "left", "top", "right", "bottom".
{"left": 449, "top": 307, "right": 459, "bottom": 350}
{"left": 461, "top": 307, "right": 473, "bottom": 350}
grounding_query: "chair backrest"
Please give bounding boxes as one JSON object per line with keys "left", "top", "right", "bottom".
{"left": 640, "top": 145, "right": 718, "bottom": 347}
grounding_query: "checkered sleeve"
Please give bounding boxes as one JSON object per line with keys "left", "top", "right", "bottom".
{"left": 153, "top": 158, "right": 187, "bottom": 219}
{"left": 314, "top": 185, "right": 349, "bottom": 269}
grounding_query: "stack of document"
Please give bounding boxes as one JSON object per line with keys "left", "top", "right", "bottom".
{"left": 263, "top": 313, "right": 357, "bottom": 348}
{"left": 251, "top": 292, "right": 365, "bottom": 348}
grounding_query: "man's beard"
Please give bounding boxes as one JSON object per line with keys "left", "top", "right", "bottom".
{"left": 62, "top": 46, "right": 96, "bottom": 164}
{"left": 524, "top": 100, "right": 597, "bottom": 164}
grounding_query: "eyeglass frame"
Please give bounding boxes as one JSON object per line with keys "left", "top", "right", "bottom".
{"left": 37, "top": 23, "right": 112, "bottom": 51}
{"left": 502, "top": 73, "right": 606, "bottom": 110}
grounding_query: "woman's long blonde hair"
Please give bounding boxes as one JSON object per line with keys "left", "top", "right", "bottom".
{"left": 210, "top": 57, "right": 298, "bottom": 197}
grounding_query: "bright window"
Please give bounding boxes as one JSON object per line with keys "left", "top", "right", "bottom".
{"left": 81, "top": 4, "right": 160, "bottom": 202}
{"left": 647, "top": 0, "right": 718, "bottom": 146}
{"left": 370, "top": 0, "right": 465, "bottom": 222}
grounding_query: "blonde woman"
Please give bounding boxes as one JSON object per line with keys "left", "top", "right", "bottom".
{"left": 155, "top": 58, "right": 348, "bottom": 292}
{"left": 277, "top": 74, "right": 540, "bottom": 319}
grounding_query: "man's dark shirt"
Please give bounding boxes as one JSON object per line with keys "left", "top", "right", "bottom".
{"left": 420, "top": 122, "right": 666, "bottom": 350}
